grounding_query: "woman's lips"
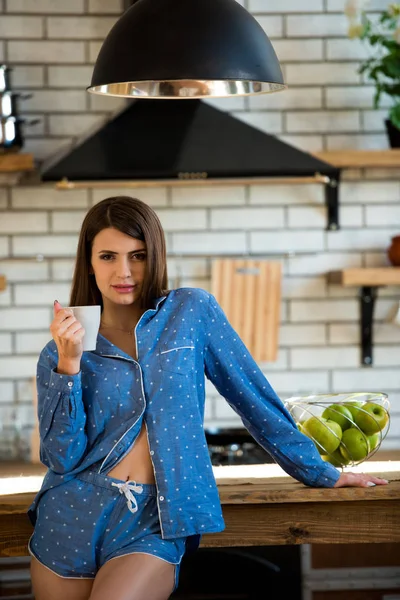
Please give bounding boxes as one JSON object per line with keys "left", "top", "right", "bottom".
{"left": 112, "top": 285, "right": 135, "bottom": 294}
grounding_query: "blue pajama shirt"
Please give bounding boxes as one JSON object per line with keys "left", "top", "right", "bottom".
{"left": 28, "top": 287, "right": 340, "bottom": 577}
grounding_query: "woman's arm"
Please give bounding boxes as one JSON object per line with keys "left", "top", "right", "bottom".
{"left": 36, "top": 346, "right": 88, "bottom": 474}
{"left": 203, "top": 293, "right": 388, "bottom": 489}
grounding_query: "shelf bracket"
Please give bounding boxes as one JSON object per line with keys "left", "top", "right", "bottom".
{"left": 360, "top": 286, "right": 378, "bottom": 367}
{"left": 324, "top": 174, "right": 340, "bottom": 231}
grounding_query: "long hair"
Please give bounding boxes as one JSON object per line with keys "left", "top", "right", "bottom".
{"left": 69, "top": 196, "right": 169, "bottom": 309}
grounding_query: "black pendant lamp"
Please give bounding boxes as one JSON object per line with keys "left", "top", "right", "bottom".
{"left": 87, "top": 0, "right": 287, "bottom": 99}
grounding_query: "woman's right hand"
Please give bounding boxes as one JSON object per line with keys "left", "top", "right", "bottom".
{"left": 51, "top": 301, "right": 85, "bottom": 373}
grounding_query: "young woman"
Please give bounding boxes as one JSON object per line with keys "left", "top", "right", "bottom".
{"left": 28, "top": 196, "right": 389, "bottom": 600}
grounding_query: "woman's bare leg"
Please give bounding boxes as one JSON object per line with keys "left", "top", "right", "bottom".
{"left": 30, "top": 556, "right": 94, "bottom": 600}
{"left": 89, "top": 553, "right": 176, "bottom": 600}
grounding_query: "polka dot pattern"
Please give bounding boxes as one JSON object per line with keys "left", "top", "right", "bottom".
{"left": 28, "top": 288, "right": 340, "bottom": 544}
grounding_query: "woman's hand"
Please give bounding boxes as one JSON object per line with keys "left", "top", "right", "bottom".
{"left": 51, "top": 301, "right": 84, "bottom": 374}
{"left": 333, "top": 471, "right": 389, "bottom": 488}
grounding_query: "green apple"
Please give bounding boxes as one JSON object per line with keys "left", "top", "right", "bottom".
{"left": 340, "top": 427, "right": 369, "bottom": 462}
{"left": 302, "top": 416, "right": 342, "bottom": 455}
{"left": 343, "top": 401, "right": 363, "bottom": 420}
{"left": 322, "top": 448, "right": 350, "bottom": 467}
{"left": 367, "top": 432, "right": 380, "bottom": 452}
{"left": 297, "top": 421, "right": 305, "bottom": 434}
{"left": 354, "top": 402, "right": 389, "bottom": 434}
{"left": 322, "top": 404, "right": 353, "bottom": 431}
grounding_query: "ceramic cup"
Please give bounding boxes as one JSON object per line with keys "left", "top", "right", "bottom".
{"left": 67, "top": 305, "right": 101, "bottom": 351}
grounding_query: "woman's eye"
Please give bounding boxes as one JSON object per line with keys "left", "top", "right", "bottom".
{"left": 132, "top": 253, "right": 146, "bottom": 261}
{"left": 100, "top": 254, "right": 113, "bottom": 261}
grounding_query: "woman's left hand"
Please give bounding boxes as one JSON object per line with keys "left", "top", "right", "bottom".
{"left": 334, "top": 472, "right": 389, "bottom": 488}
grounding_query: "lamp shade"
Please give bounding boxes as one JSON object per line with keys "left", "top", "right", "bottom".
{"left": 87, "top": 0, "right": 287, "bottom": 99}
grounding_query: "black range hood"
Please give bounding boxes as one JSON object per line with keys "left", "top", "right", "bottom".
{"left": 41, "top": 99, "right": 341, "bottom": 229}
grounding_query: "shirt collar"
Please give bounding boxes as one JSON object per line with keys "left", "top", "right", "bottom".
{"left": 93, "top": 294, "right": 168, "bottom": 358}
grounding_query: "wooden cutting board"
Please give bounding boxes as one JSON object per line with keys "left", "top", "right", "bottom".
{"left": 211, "top": 259, "right": 282, "bottom": 362}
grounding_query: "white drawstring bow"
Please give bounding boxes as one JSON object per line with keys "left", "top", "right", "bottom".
{"left": 111, "top": 481, "right": 143, "bottom": 514}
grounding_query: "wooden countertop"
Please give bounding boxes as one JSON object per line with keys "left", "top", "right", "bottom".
{"left": 1, "top": 452, "right": 400, "bottom": 556}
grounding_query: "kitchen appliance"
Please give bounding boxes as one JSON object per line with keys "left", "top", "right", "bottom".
{"left": 0, "top": 91, "right": 32, "bottom": 119}
{"left": 206, "top": 427, "right": 275, "bottom": 466}
{"left": 0, "top": 65, "right": 38, "bottom": 154}
{"left": 0, "top": 116, "right": 24, "bottom": 153}
{"left": 170, "top": 426, "right": 302, "bottom": 599}
{"left": 40, "top": 98, "right": 340, "bottom": 189}
{"left": 0, "top": 115, "right": 40, "bottom": 154}
{"left": 0, "top": 64, "right": 12, "bottom": 94}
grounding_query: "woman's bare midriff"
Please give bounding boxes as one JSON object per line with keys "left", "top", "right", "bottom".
{"left": 106, "top": 422, "right": 155, "bottom": 484}
{"left": 100, "top": 327, "right": 156, "bottom": 485}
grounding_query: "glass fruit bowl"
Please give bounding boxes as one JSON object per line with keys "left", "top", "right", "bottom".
{"left": 284, "top": 392, "right": 390, "bottom": 469}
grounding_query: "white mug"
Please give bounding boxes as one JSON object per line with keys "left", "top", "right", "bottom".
{"left": 67, "top": 305, "right": 101, "bottom": 351}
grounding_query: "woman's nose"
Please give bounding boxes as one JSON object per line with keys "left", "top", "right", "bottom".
{"left": 115, "top": 259, "right": 131, "bottom": 278}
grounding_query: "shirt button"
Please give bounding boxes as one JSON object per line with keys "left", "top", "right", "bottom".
{"left": 159, "top": 496, "right": 164, "bottom": 501}
{"left": 67, "top": 382, "right": 73, "bottom": 388}
{"left": 150, "top": 450, "right": 154, "bottom": 455}
{"left": 117, "top": 446, "right": 123, "bottom": 452}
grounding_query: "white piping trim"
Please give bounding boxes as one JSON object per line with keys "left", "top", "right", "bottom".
{"left": 28, "top": 545, "right": 95, "bottom": 581}
{"left": 160, "top": 346, "right": 194, "bottom": 355}
{"left": 144, "top": 419, "right": 163, "bottom": 538}
{"left": 106, "top": 550, "right": 181, "bottom": 592}
{"left": 107, "top": 550, "right": 181, "bottom": 566}
{"left": 98, "top": 319, "right": 148, "bottom": 474}
{"left": 100, "top": 353, "right": 134, "bottom": 362}
{"left": 97, "top": 407, "right": 144, "bottom": 474}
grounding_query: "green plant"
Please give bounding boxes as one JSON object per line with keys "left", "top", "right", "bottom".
{"left": 345, "top": 1, "right": 400, "bottom": 130}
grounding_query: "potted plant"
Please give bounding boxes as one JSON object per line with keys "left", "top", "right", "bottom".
{"left": 345, "top": 1, "right": 400, "bottom": 147}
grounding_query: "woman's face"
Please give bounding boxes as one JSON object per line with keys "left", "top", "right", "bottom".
{"left": 91, "top": 227, "right": 147, "bottom": 307}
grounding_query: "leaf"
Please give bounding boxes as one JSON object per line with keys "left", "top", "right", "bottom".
{"left": 369, "top": 34, "right": 385, "bottom": 45}
{"left": 374, "top": 87, "right": 382, "bottom": 108}
{"left": 381, "top": 39, "right": 400, "bottom": 51}
{"left": 381, "top": 54, "right": 400, "bottom": 78}
{"left": 368, "top": 64, "right": 388, "bottom": 81}
{"left": 381, "top": 83, "right": 400, "bottom": 96}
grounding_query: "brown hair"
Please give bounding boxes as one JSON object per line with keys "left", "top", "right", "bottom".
{"left": 69, "top": 196, "right": 169, "bottom": 309}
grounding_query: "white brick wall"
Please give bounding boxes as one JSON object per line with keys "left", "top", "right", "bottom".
{"left": 1, "top": 178, "right": 399, "bottom": 455}
{"left": 0, "top": 0, "right": 399, "bottom": 457}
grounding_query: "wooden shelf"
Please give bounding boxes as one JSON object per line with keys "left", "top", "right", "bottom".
{"left": 329, "top": 268, "right": 400, "bottom": 367}
{"left": 314, "top": 149, "right": 400, "bottom": 169}
{"left": 329, "top": 267, "right": 400, "bottom": 287}
{"left": 0, "top": 153, "right": 35, "bottom": 185}
{"left": 0, "top": 153, "right": 34, "bottom": 173}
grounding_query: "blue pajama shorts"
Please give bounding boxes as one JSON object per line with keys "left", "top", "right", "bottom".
{"left": 28, "top": 470, "right": 187, "bottom": 589}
